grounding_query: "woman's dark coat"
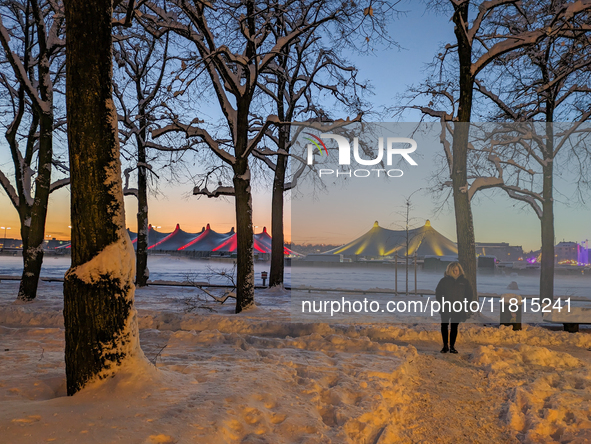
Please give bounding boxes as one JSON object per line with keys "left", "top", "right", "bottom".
{"left": 435, "top": 275, "right": 474, "bottom": 322}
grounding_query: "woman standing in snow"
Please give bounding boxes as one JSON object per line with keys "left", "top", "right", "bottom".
{"left": 435, "top": 262, "right": 474, "bottom": 354}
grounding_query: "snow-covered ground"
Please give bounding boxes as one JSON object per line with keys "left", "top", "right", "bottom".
{"left": 1, "top": 256, "right": 591, "bottom": 443}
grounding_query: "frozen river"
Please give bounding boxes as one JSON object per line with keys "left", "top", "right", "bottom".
{"left": 0, "top": 255, "right": 276, "bottom": 287}
{"left": 291, "top": 263, "right": 591, "bottom": 299}
{"left": 0, "top": 254, "right": 589, "bottom": 299}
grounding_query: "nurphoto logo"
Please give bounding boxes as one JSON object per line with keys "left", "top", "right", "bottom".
{"left": 305, "top": 133, "right": 418, "bottom": 178}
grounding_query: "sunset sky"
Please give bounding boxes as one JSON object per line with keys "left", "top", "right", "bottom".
{"left": 0, "top": 6, "right": 590, "bottom": 253}
{"left": 0, "top": 184, "right": 283, "bottom": 243}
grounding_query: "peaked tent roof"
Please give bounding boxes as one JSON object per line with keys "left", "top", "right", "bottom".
{"left": 149, "top": 224, "right": 204, "bottom": 251}
{"left": 119, "top": 224, "right": 301, "bottom": 255}
{"left": 254, "top": 227, "right": 300, "bottom": 256}
{"left": 178, "top": 224, "right": 234, "bottom": 251}
{"left": 324, "top": 220, "right": 458, "bottom": 257}
{"left": 127, "top": 228, "right": 137, "bottom": 243}
{"left": 213, "top": 227, "right": 301, "bottom": 255}
{"left": 254, "top": 227, "right": 272, "bottom": 249}
{"left": 148, "top": 225, "right": 170, "bottom": 248}
{"left": 129, "top": 225, "right": 171, "bottom": 249}
{"left": 214, "top": 229, "right": 269, "bottom": 253}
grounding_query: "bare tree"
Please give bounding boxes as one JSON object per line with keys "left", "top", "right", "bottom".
{"left": 113, "top": 20, "right": 174, "bottom": 287}
{"left": 63, "top": 0, "right": 143, "bottom": 395}
{"left": 254, "top": 8, "right": 376, "bottom": 287}
{"left": 406, "top": 0, "right": 591, "bottom": 297}
{"left": 0, "top": 0, "right": 68, "bottom": 301}
{"left": 463, "top": 18, "right": 591, "bottom": 301}
{"left": 142, "top": 0, "right": 384, "bottom": 312}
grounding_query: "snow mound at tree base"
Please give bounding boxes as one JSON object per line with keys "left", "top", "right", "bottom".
{"left": 0, "top": 324, "right": 417, "bottom": 443}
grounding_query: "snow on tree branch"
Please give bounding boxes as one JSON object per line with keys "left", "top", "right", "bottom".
{"left": 471, "top": 29, "right": 548, "bottom": 78}
{"left": 0, "top": 18, "right": 50, "bottom": 114}
{"left": 471, "top": 0, "right": 591, "bottom": 77}
{"left": 502, "top": 185, "right": 543, "bottom": 218}
{"left": 193, "top": 185, "right": 235, "bottom": 198}
{"left": 252, "top": 148, "right": 278, "bottom": 171}
{"left": 49, "top": 177, "right": 70, "bottom": 193}
{"left": 0, "top": 169, "right": 19, "bottom": 208}
{"left": 152, "top": 122, "right": 236, "bottom": 165}
{"left": 466, "top": 0, "right": 519, "bottom": 44}
{"left": 467, "top": 176, "right": 504, "bottom": 201}
{"left": 243, "top": 115, "right": 280, "bottom": 159}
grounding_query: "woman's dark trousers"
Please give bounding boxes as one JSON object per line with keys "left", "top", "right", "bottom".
{"left": 441, "top": 316, "right": 458, "bottom": 347}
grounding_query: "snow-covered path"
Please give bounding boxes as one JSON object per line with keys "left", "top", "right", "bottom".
{"left": 2, "top": 279, "right": 591, "bottom": 443}
{"left": 397, "top": 339, "right": 591, "bottom": 444}
{"left": 400, "top": 347, "right": 518, "bottom": 443}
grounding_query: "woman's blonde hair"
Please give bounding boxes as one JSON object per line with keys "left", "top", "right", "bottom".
{"left": 445, "top": 261, "right": 465, "bottom": 277}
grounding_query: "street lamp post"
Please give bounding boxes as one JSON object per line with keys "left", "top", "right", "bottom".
{"left": 404, "top": 188, "right": 422, "bottom": 296}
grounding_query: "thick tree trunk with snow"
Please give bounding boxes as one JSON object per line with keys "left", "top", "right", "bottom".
{"left": 63, "top": 0, "right": 141, "bottom": 396}
{"left": 136, "top": 114, "right": 149, "bottom": 287}
{"left": 269, "top": 153, "right": 287, "bottom": 288}
{"left": 451, "top": 2, "right": 477, "bottom": 298}
{"left": 540, "top": 124, "right": 555, "bottom": 302}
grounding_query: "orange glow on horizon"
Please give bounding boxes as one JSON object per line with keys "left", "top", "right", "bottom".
{"left": 0, "top": 187, "right": 292, "bottom": 243}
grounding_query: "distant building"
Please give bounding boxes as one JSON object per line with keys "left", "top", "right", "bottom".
{"left": 579, "top": 240, "right": 589, "bottom": 264}
{"left": 475, "top": 242, "right": 523, "bottom": 262}
{"left": 555, "top": 241, "right": 578, "bottom": 263}
{"left": 44, "top": 238, "right": 70, "bottom": 250}
{"left": 0, "top": 238, "right": 23, "bottom": 249}
{"left": 555, "top": 240, "right": 589, "bottom": 264}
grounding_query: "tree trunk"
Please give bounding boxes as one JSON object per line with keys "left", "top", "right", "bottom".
{"left": 63, "top": 0, "right": 141, "bottom": 396}
{"left": 451, "top": 125, "right": 477, "bottom": 300}
{"left": 451, "top": 2, "right": 477, "bottom": 298}
{"left": 268, "top": 40, "right": 288, "bottom": 288}
{"left": 17, "top": 215, "right": 45, "bottom": 301}
{"left": 269, "top": 152, "right": 287, "bottom": 287}
{"left": 231, "top": 95, "right": 256, "bottom": 313}
{"left": 16, "top": 2, "right": 54, "bottom": 302}
{"left": 136, "top": 113, "right": 149, "bottom": 287}
{"left": 233, "top": 154, "right": 255, "bottom": 312}
{"left": 17, "top": 114, "right": 53, "bottom": 302}
{"left": 540, "top": 123, "right": 554, "bottom": 301}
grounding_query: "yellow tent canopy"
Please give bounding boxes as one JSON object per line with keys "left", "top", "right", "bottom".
{"left": 324, "top": 220, "right": 458, "bottom": 258}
